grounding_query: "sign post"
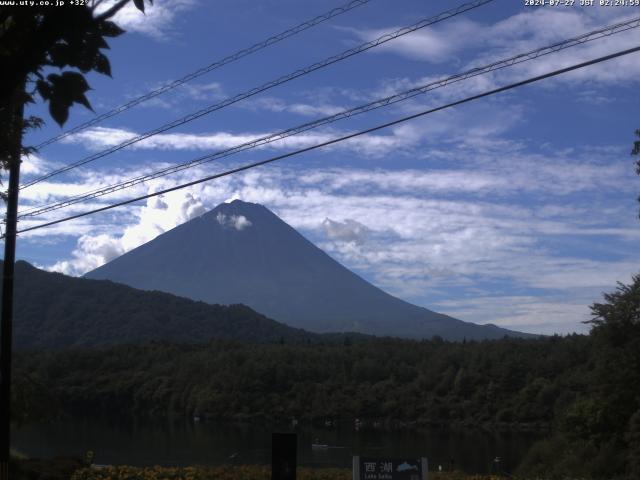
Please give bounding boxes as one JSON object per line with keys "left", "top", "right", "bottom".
{"left": 272, "top": 433, "right": 297, "bottom": 480}
{"left": 353, "top": 456, "right": 428, "bottom": 480}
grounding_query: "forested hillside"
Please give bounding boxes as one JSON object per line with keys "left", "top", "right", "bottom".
{"left": 13, "top": 274, "right": 640, "bottom": 479}
{"left": 6, "top": 260, "right": 335, "bottom": 348}
{"left": 14, "top": 335, "right": 587, "bottom": 428}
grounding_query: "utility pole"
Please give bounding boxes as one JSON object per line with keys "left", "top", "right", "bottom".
{"left": 0, "top": 161, "right": 20, "bottom": 480}
{"left": 0, "top": 86, "right": 24, "bottom": 480}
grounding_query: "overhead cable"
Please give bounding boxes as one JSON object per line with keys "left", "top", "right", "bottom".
{"left": 13, "top": 44, "right": 640, "bottom": 237}
{"left": 17, "top": 15, "right": 640, "bottom": 219}
{"left": 33, "top": 0, "right": 375, "bottom": 150}
{"left": 21, "top": 0, "right": 495, "bottom": 189}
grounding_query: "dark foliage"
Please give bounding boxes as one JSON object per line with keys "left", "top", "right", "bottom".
{"left": 633, "top": 129, "right": 640, "bottom": 216}
{"left": 9, "top": 456, "right": 83, "bottom": 480}
{"left": 15, "top": 335, "right": 589, "bottom": 429}
{"left": 517, "top": 274, "right": 640, "bottom": 479}
{"left": 0, "top": 0, "right": 149, "bottom": 131}
{"left": 11, "top": 274, "right": 640, "bottom": 479}
{"left": 4, "top": 261, "right": 339, "bottom": 350}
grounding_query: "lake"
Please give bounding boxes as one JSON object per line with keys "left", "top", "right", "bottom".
{"left": 12, "top": 417, "right": 542, "bottom": 474}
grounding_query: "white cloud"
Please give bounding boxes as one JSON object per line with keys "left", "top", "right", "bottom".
{"left": 242, "top": 97, "right": 347, "bottom": 117}
{"left": 98, "top": 0, "right": 198, "bottom": 40}
{"left": 49, "top": 233, "right": 124, "bottom": 276}
{"left": 61, "top": 125, "right": 408, "bottom": 157}
{"left": 434, "top": 295, "right": 593, "bottom": 336}
{"left": 180, "top": 82, "right": 225, "bottom": 101}
{"left": 20, "top": 154, "right": 48, "bottom": 175}
{"left": 24, "top": 30, "right": 639, "bottom": 337}
{"left": 123, "top": 81, "right": 226, "bottom": 110}
{"left": 20, "top": 217, "right": 98, "bottom": 239}
{"left": 18, "top": 3, "right": 640, "bottom": 337}
{"left": 122, "top": 80, "right": 227, "bottom": 113}
{"left": 47, "top": 190, "right": 207, "bottom": 275}
{"left": 342, "top": 18, "right": 479, "bottom": 63}
{"left": 216, "top": 212, "right": 252, "bottom": 231}
{"left": 296, "top": 153, "right": 636, "bottom": 197}
{"left": 322, "top": 218, "right": 370, "bottom": 245}
{"left": 348, "top": 7, "right": 640, "bottom": 86}
{"left": 36, "top": 153, "right": 638, "bottom": 335}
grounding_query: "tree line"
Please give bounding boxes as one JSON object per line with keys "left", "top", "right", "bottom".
{"left": 11, "top": 274, "right": 640, "bottom": 478}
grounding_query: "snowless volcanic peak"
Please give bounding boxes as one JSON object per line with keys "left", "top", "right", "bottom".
{"left": 86, "top": 200, "right": 531, "bottom": 341}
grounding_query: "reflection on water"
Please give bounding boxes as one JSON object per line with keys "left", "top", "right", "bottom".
{"left": 12, "top": 417, "right": 542, "bottom": 474}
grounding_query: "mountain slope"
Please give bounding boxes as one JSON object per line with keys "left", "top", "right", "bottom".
{"left": 86, "top": 200, "right": 530, "bottom": 340}
{"left": 6, "top": 260, "right": 329, "bottom": 349}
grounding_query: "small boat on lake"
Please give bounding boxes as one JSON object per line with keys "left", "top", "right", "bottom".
{"left": 311, "top": 438, "right": 329, "bottom": 449}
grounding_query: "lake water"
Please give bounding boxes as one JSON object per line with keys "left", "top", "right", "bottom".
{"left": 12, "top": 417, "right": 542, "bottom": 474}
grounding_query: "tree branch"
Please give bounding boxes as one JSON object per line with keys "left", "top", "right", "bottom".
{"left": 94, "top": 0, "right": 130, "bottom": 21}
{"left": 91, "top": 0, "right": 108, "bottom": 11}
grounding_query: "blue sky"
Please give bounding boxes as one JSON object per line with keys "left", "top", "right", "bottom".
{"left": 14, "top": 0, "right": 640, "bottom": 335}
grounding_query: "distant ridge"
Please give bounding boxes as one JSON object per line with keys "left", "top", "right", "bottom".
{"left": 86, "top": 200, "right": 532, "bottom": 340}
{"left": 5, "top": 260, "right": 340, "bottom": 350}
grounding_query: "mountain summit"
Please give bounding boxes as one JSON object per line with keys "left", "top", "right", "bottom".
{"left": 86, "top": 200, "right": 528, "bottom": 340}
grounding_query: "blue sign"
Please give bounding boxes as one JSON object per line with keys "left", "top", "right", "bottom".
{"left": 353, "top": 456, "right": 428, "bottom": 480}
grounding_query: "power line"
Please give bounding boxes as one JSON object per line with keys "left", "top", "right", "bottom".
{"left": 17, "top": 15, "right": 640, "bottom": 220}
{"left": 21, "top": 0, "right": 495, "bottom": 189}
{"left": 13, "top": 44, "right": 640, "bottom": 238}
{"left": 33, "top": 0, "right": 374, "bottom": 150}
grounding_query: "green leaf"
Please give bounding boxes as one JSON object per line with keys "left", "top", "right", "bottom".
{"left": 75, "top": 92, "right": 93, "bottom": 111}
{"left": 36, "top": 80, "right": 52, "bottom": 100}
{"left": 60, "top": 71, "right": 93, "bottom": 109}
{"left": 75, "top": 47, "right": 97, "bottom": 73}
{"left": 49, "top": 99, "right": 69, "bottom": 126}
{"left": 48, "top": 43, "right": 70, "bottom": 68}
{"left": 45, "top": 71, "right": 94, "bottom": 125}
{"left": 24, "top": 116, "right": 45, "bottom": 131}
{"left": 93, "top": 52, "right": 112, "bottom": 77}
{"left": 133, "top": 0, "right": 145, "bottom": 13}
{"left": 48, "top": 71, "right": 89, "bottom": 94}
{"left": 85, "top": 32, "right": 110, "bottom": 51}
{"left": 98, "top": 20, "right": 125, "bottom": 38}
{"left": 94, "top": 35, "right": 110, "bottom": 50}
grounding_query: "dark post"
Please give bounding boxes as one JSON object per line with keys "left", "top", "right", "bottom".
{"left": 0, "top": 112, "right": 22, "bottom": 480}
{"left": 272, "top": 432, "right": 297, "bottom": 480}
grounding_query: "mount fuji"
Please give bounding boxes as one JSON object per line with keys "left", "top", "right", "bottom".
{"left": 86, "top": 200, "right": 529, "bottom": 340}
